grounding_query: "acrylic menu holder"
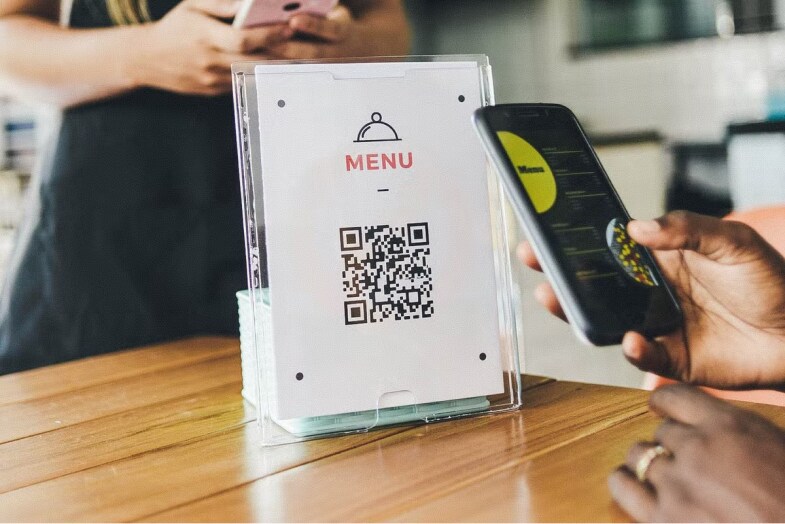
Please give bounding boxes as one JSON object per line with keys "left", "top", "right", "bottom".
{"left": 232, "top": 55, "right": 522, "bottom": 446}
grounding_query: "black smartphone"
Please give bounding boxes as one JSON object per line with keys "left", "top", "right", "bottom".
{"left": 473, "top": 103, "right": 682, "bottom": 346}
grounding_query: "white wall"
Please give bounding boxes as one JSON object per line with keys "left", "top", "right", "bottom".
{"left": 539, "top": 1, "right": 785, "bottom": 141}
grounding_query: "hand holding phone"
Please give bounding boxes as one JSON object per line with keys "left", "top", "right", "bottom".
{"left": 133, "top": 0, "right": 290, "bottom": 96}
{"left": 473, "top": 104, "right": 682, "bottom": 346}
{"left": 234, "top": 0, "right": 337, "bottom": 29}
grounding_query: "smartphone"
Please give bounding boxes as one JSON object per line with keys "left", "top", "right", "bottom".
{"left": 473, "top": 103, "right": 682, "bottom": 346}
{"left": 233, "top": 0, "right": 337, "bottom": 29}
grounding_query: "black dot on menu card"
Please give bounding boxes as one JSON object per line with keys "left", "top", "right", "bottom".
{"left": 458, "top": 95, "right": 466, "bottom": 102}
{"left": 296, "top": 372, "right": 304, "bottom": 381}
{"left": 479, "top": 353, "right": 487, "bottom": 361}
{"left": 277, "top": 99, "right": 286, "bottom": 108}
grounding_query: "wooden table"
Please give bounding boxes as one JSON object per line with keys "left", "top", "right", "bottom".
{"left": 2, "top": 337, "right": 785, "bottom": 522}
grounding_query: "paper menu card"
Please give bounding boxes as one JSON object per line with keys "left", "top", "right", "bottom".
{"left": 254, "top": 61, "right": 505, "bottom": 420}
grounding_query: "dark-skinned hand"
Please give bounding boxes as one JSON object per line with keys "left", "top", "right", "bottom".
{"left": 609, "top": 384, "right": 785, "bottom": 522}
{"left": 517, "top": 210, "right": 785, "bottom": 391}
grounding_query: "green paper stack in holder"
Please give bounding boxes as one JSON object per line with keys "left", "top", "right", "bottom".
{"left": 236, "top": 289, "right": 271, "bottom": 406}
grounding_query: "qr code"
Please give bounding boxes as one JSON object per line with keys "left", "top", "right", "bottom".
{"left": 340, "top": 223, "right": 434, "bottom": 325}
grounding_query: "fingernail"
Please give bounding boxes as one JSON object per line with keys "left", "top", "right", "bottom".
{"left": 622, "top": 343, "right": 640, "bottom": 361}
{"left": 629, "top": 219, "right": 660, "bottom": 235}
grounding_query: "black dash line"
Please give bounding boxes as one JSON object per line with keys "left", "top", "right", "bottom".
{"left": 377, "top": 189, "right": 390, "bottom": 192}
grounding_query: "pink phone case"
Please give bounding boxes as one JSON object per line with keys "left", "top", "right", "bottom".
{"left": 234, "top": 0, "right": 338, "bottom": 28}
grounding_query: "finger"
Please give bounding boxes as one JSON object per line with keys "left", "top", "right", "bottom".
{"left": 289, "top": 5, "right": 351, "bottom": 42}
{"left": 534, "top": 282, "right": 567, "bottom": 322}
{"left": 627, "top": 210, "right": 764, "bottom": 264}
{"left": 199, "top": 81, "right": 233, "bottom": 95}
{"left": 654, "top": 418, "right": 700, "bottom": 452}
{"left": 515, "top": 242, "right": 543, "bottom": 272}
{"left": 210, "top": 51, "right": 271, "bottom": 70}
{"left": 624, "top": 441, "right": 672, "bottom": 486}
{"left": 649, "top": 383, "right": 733, "bottom": 426}
{"left": 195, "top": 72, "right": 234, "bottom": 94}
{"left": 209, "top": 21, "right": 292, "bottom": 53}
{"left": 268, "top": 40, "right": 326, "bottom": 60}
{"left": 608, "top": 467, "right": 657, "bottom": 522}
{"left": 174, "top": 78, "right": 232, "bottom": 96}
{"left": 185, "top": 0, "right": 240, "bottom": 19}
{"left": 621, "top": 332, "right": 678, "bottom": 378}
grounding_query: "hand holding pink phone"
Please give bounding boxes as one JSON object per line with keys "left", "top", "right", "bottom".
{"left": 234, "top": 0, "right": 338, "bottom": 29}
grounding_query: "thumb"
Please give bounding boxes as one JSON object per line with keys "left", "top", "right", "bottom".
{"left": 621, "top": 331, "right": 681, "bottom": 379}
{"left": 185, "top": 0, "right": 240, "bottom": 19}
{"left": 627, "top": 210, "right": 760, "bottom": 263}
{"left": 326, "top": 4, "right": 352, "bottom": 22}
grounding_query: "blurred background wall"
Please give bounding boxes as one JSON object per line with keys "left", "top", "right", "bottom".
{"left": 408, "top": 0, "right": 785, "bottom": 139}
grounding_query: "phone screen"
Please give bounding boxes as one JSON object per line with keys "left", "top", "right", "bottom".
{"left": 480, "top": 105, "right": 680, "bottom": 341}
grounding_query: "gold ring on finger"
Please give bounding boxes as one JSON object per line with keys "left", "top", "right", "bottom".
{"left": 635, "top": 444, "right": 672, "bottom": 483}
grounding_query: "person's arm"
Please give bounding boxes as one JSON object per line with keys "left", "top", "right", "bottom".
{"left": 0, "top": 0, "right": 147, "bottom": 107}
{"left": 268, "top": 0, "right": 410, "bottom": 60}
{"left": 0, "top": 0, "right": 291, "bottom": 108}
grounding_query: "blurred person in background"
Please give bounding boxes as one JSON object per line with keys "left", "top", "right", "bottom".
{"left": 519, "top": 211, "right": 785, "bottom": 521}
{"left": 0, "top": 0, "right": 409, "bottom": 373}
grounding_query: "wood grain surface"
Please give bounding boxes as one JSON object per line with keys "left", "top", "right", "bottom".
{"left": 0, "top": 337, "right": 782, "bottom": 522}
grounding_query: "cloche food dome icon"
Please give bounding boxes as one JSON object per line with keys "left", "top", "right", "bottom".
{"left": 354, "top": 112, "right": 401, "bottom": 142}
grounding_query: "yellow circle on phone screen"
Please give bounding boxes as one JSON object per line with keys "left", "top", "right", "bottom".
{"left": 497, "top": 131, "right": 557, "bottom": 214}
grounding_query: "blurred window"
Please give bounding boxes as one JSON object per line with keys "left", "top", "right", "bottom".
{"left": 575, "top": 0, "right": 780, "bottom": 53}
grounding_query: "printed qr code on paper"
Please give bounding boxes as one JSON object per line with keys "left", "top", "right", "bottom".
{"left": 340, "top": 223, "right": 434, "bottom": 325}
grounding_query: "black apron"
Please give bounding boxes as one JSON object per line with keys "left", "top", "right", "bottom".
{"left": 0, "top": 0, "right": 246, "bottom": 373}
